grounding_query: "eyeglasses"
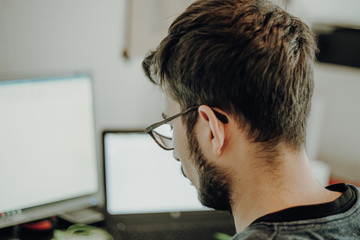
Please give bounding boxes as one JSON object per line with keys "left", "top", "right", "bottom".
{"left": 145, "top": 106, "right": 199, "bottom": 150}
{"left": 145, "top": 106, "right": 228, "bottom": 151}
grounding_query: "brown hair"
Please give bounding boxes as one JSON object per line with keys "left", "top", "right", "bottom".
{"left": 143, "top": 0, "right": 317, "bottom": 151}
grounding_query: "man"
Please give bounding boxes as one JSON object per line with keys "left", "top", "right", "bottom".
{"left": 142, "top": 0, "right": 360, "bottom": 239}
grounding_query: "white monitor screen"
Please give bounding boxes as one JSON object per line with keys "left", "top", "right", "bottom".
{"left": 0, "top": 75, "right": 98, "bottom": 215}
{"left": 104, "top": 132, "right": 209, "bottom": 215}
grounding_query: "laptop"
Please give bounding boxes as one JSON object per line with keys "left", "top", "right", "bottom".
{"left": 102, "top": 130, "right": 236, "bottom": 240}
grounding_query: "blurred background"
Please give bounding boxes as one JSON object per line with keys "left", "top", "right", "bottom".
{"left": 0, "top": 0, "right": 359, "bottom": 184}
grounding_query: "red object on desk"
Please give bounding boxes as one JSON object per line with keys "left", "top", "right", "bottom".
{"left": 21, "top": 220, "right": 53, "bottom": 231}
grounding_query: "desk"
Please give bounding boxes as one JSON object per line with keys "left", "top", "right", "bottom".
{"left": 0, "top": 217, "right": 107, "bottom": 240}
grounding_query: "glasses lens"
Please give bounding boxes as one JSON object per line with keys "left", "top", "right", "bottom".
{"left": 152, "top": 123, "right": 173, "bottom": 149}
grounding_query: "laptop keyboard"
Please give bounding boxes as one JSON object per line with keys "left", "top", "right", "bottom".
{"left": 119, "top": 230, "right": 222, "bottom": 240}
{"left": 115, "top": 222, "right": 235, "bottom": 240}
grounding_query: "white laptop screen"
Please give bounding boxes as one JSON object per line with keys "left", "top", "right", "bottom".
{"left": 104, "top": 132, "right": 209, "bottom": 215}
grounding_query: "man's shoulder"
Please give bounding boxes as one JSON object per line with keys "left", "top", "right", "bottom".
{"left": 230, "top": 224, "right": 274, "bottom": 240}
{"left": 231, "top": 184, "right": 360, "bottom": 240}
{"left": 231, "top": 216, "right": 360, "bottom": 240}
{"left": 231, "top": 217, "right": 360, "bottom": 240}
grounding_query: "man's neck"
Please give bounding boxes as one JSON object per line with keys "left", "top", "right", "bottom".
{"left": 229, "top": 149, "right": 341, "bottom": 233}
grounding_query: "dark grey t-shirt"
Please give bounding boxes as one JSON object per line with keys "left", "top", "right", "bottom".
{"left": 231, "top": 184, "right": 360, "bottom": 240}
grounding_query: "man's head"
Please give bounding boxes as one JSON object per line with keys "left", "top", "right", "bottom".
{"left": 143, "top": 0, "right": 317, "bottom": 211}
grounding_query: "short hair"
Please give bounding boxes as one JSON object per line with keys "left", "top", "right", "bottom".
{"left": 142, "top": 0, "right": 318, "bottom": 151}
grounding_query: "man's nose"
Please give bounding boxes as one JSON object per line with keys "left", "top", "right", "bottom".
{"left": 173, "top": 151, "right": 180, "bottom": 162}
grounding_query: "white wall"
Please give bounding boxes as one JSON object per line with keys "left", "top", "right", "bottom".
{"left": 288, "top": 0, "right": 360, "bottom": 27}
{"left": 0, "top": 0, "right": 162, "bottom": 134}
{"left": 311, "top": 64, "right": 360, "bottom": 182}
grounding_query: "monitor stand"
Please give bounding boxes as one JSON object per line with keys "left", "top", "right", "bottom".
{"left": 58, "top": 208, "right": 104, "bottom": 225}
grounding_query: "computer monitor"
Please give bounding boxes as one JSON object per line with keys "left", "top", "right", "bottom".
{"left": 0, "top": 74, "right": 100, "bottom": 229}
{"left": 103, "top": 130, "right": 208, "bottom": 215}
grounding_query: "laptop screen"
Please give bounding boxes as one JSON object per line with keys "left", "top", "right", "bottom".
{"left": 104, "top": 131, "right": 209, "bottom": 215}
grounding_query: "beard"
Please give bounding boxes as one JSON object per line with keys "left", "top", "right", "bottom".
{"left": 186, "top": 130, "right": 232, "bottom": 212}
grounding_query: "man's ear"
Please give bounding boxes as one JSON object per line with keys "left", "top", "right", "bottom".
{"left": 198, "top": 105, "right": 227, "bottom": 156}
